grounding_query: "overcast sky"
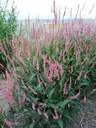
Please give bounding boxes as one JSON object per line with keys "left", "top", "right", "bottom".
{"left": 1, "top": 0, "right": 96, "bottom": 20}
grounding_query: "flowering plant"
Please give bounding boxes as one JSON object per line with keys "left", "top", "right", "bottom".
{"left": 1, "top": 1, "right": 96, "bottom": 127}
{"left": 2, "top": 19, "right": 96, "bottom": 128}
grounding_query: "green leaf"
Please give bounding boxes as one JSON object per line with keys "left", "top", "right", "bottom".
{"left": 30, "top": 72, "right": 37, "bottom": 82}
{"left": 15, "top": 67, "right": 21, "bottom": 72}
{"left": 57, "top": 119, "right": 64, "bottom": 128}
{"left": 64, "top": 113, "right": 74, "bottom": 122}
{"left": 62, "top": 110, "right": 74, "bottom": 122}
{"left": 60, "top": 74, "right": 66, "bottom": 91}
{"left": 29, "top": 123, "right": 35, "bottom": 128}
{"left": 49, "top": 88, "right": 55, "bottom": 96}
{"left": 79, "top": 79, "right": 90, "bottom": 87}
{"left": 23, "top": 109, "right": 28, "bottom": 112}
{"left": 48, "top": 103, "right": 57, "bottom": 109}
{"left": 61, "top": 100, "right": 71, "bottom": 108}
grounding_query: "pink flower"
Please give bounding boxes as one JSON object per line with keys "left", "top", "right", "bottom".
{"left": 53, "top": 109, "right": 59, "bottom": 119}
{"left": 70, "top": 66, "right": 73, "bottom": 74}
{"left": 43, "top": 112, "right": 48, "bottom": 119}
{"left": 69, "top": 77, "right": 72, "bottom": 91}
{"left": 48, "top": 63, "right": 55, "bottom": 82}
{"left": 53, "top": 67, "right": 59, "bottom": 78}
{"left": 7, "top": 55, "right": 15, "bottom": 68}
{"left": 0, "top": 63, "right": 4, "bottom": 68}
{"left": 4, "top": 119, "right": 19, "bottom": 126}
{"left": 32, "top": 102, "right": 36, "bottom": 110}
{"left": 18, "top": 97, "right": 23, "bottom": 108}
{"left": 22, "top": 93, "right": 31, "bottom": 102}
{"left": 25, "top": 44, "right": 31, "bottom": 61}
{"left": 18, "top": 56, "right": 26, "bottom": 66}
{"left": 84, "top": 71, "right": 88, "bottom": 80}
{"left": 0, "top": 93, "right": 6, "bottom": 99}
{"left": 63, "top": 82, "right": 68, "bottom": 95}
{"left": 16, "top": 84, "right": 20, "bottom": 91}
{"left": 68, "top": 103, "right": 70, "bottom": 108}
{"left": 39, "top": 103, "right": 46, "bottom": 106}
{"left": 33, "top": 51, "right": 38, "bottom": 67}
{"left": 37, "top": 109, "right": 42, "bottom": 115}
{"left": 77, "top": 70, "right": 82, "bottom": 81}
{"left": 91, "top": 89, "right": 96, "bottom": 93}
{"left": 36, "top": 60, "right": 40, "bottom": 70}
{"left": 32, "top": 119, "right": 35, "bottom": 123}
{"left": 70, "top": 89, "right": 80, "bottom": 99}
{"left": 28, "top": 86, "right": 38, "bottom": 95}
{"left": 37, "top": 76, "right": 41, "bottom": 87}
{"left": 83, "top": 95, "right": 86, "bottom": 102}
{"left": 5, "top": 71, "right": 14, "bottom": 104}
{"left": 56, "top": 61, "right": 64, "bottom": 76}
{"left": 43, "top": 59, "right": 49, "bottom": 80}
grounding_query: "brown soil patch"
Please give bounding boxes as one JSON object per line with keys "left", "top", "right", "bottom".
{"left": 66, "top": 96, "right": 96, "bottom": 128}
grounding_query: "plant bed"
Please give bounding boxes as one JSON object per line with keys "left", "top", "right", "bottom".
{"left": 0, "top": 1, "right": 96, "bottom": 127}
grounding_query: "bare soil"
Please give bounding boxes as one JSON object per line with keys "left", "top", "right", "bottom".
{"left": 66, "top": 96, "right": 96, "bottom": 128}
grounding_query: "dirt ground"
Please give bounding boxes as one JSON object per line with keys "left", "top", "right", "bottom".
{"left": 0, "top": 80, "right": 96, "bottom": 128}
{"left": 66, "top": 95, "right": 96, "bottom": 128}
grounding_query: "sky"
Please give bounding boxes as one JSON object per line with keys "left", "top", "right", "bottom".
{"left": 1, "top": 0, "right": 96, "bottom": 20}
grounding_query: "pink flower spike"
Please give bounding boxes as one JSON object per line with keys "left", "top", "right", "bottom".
{"left": 16, "top": 84, "right": 20, "bottom": 91}
{"left": 5, "top": 71, "right": 14, "bottom": 104}
{"left": 43, "top": 112, "right": 48, "bottom": 119}
{"left": 70, "top": 66, "right": 73, "bottom": 74}
{"left": 69, "top": 77, "right": 72, "bottom": 91}
{"left": 37, "top": 109, "right": 42, "bottom": 115}
{"left": 54, "top": 109, "right": 59, "bottom": 119}
{"left": 68, "top": 103, "right": 70, "bottom": 108}
{"left": 4, "top": 119, "right": 19, "bottom": 126}
{"left": 28, "top": 86, "right": 38, "bottom": 95}
{"left": 32, "top": 102, "right": 36, "bottom": 110}
{"left": 77, "top": 70, "right": 82, "bottom": 81}
{"left": 63, "top": 82, "right": 68, "bottom": 95}
{"left": 36, "top": 60, "right": 39, "bottom": 70}
{"left": 25, "top": 44, "right": 31, "bottom": 61}
{"left": 70, "top": 89, "right": 80, "bottom": 100}
{"left": 52, "top": 113, "right": 56, "bottom": 119}
{"left": 91, "top": 89, "right": 96, "bottom": 93}
{"left": 37, "top": 77, "right": 41, "bottom": 87}
{"left": 19, "top": 56, "right": 26, "bottom": 66}
{"left": 32, "top": 119, "right": 35, "bottom": 123}
{"left": 39, "top": 103, "right": 46, "bottom": 106}
{"left": 22, "top": 93, "right": 31, "bottom": 102}
{"left": 83, "top": 95, "right": 86, "bottom": 103}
